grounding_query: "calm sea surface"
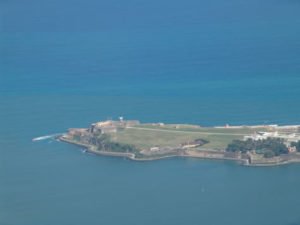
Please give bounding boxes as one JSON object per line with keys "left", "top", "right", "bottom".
{"left": 1, "top": 0, "right": 300, "bottom": 224}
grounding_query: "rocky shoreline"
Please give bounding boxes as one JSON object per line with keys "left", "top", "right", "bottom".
{"left": 59, "top": 135, "right": 300, "bottom": 166}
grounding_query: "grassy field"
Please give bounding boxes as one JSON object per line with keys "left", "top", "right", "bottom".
{"left": 109, "top": 124, "right": 263, "bottom": 150}
{"left": 110, "top": 128, "right": 204, "bottom": 149}
{"left": 136, "top": 124, "right": 269, "bottom": 134}
{"left": 200, "top": 134, "right": 244, "bottom": 149}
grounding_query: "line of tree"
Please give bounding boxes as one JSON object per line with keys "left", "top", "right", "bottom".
{"left": 291, "top": 141, "right": 300, "bottom": 152}
{"left": 226, "top": 138, "right": 288, "bottom": 158}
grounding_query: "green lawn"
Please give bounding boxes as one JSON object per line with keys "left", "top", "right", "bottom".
{"left": 109, "top": 125, "right": 257, "bottom": 150}
{"left": 110, "top": 128, "right": 205, "bottom": 149}
{"left": 135, "top": 124, "right": 269, "bottom": 134}
{"left": 202, "top": 134, "right": 244, "bottom": 149}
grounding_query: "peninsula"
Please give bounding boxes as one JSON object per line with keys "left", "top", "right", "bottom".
{"left": 59, "top": 119, "right": 300, "bottom": 166}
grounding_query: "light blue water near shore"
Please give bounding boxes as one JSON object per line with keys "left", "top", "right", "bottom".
{"left": 1, "top": 0, "right": 300, "bottom": 224}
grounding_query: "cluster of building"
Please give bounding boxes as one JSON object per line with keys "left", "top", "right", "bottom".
{"left": 244, "top": 131, "right": 300, "bottom": 142}
{"left": 89, "top": 118, "right": 140, "bottom": 134}
{"left": 244, "top": 131, "right": 300, "bottom": 153}
{"left": 65, "top": 118, "right": 140, "bottom": 139}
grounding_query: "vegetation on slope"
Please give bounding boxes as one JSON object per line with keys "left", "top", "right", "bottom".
{"left": 88, "top": 134, "right": 139, "bottom": 154}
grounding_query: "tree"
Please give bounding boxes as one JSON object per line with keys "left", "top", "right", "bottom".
{"left": 226, "top": 138, "right": 288, "bottom": 157}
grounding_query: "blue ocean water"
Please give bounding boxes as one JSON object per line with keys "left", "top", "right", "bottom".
{"left": 1, "top": 0, "right": 300, "bottom": 224}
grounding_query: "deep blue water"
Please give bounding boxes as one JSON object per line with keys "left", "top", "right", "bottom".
{"left": 1, "top": 0, "right": 300, "bottom": 224}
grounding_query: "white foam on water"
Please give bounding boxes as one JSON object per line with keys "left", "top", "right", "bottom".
{"left": 32, "top": 133, "right": 62, "bottom": 142}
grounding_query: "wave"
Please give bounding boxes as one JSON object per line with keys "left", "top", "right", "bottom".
{"left": 32, "top": 133, "right": 62, "bottom": 142}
